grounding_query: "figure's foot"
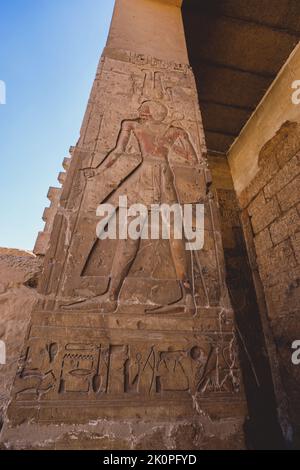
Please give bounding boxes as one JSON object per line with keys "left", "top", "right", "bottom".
{"left": 145, "top": 302, "right": 195, "bottom": 315}
{"left": 60, "top": 293, "right": 118, "bottom": 313}
{"left": 145, "top": 303, "right": 185, "bottom": 314}
{"left": 98, "top": 294, "right": 118, "bottom": 313}
{"left": 145, "top": 286, "right": 196, "bottom": 315}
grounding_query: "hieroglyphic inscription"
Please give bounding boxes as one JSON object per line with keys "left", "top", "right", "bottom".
{"left": 14, "top": 335, "right": 240, "bottom": 401}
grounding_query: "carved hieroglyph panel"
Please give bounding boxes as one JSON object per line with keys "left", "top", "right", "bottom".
{"left": 12, "top": 330, "right": 241, "bottom": 407}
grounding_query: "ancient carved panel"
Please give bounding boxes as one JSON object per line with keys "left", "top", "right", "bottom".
{"left": 6, "top": 51, "right": 246, "bottom": 429}
{"left": 35, "top": 50, "right": 226, "bottom": 316}
{"left": 13, "top": 329, "right": 241, "bottom": 406}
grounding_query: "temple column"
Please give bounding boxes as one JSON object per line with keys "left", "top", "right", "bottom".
{"left": 1, "top": 0, "right": 247, "bottom": 450}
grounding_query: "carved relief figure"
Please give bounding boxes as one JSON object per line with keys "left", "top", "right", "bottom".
{"left": 63, "top": 100, "right": 205, "bottom": 314}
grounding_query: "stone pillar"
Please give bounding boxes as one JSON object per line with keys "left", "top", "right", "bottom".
{"left": 1, "top": 0, "right": 247, "bottom": 450}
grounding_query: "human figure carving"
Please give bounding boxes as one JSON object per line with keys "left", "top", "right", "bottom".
{"left": 65, "top": 100, "right": 203, "bottom": 314}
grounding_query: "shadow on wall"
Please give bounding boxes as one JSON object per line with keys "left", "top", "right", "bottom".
{"left": 214, "top": 184, "right": 286, "bottom": 449}
{"left": 238, "top": 121, "right": 300, "bottom": 449}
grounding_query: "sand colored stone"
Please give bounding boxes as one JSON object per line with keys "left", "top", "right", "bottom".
{"left": 228, "top": 52, "right": 300, "bottom": 446}
{"left": 0, "top": 249, "right": 42, "bottom": 429}
{"left": 3, "top": 0, "right": 299, "bottom": 450}
{"left": 0, "top": 0, "right": 247, "bottom": 450}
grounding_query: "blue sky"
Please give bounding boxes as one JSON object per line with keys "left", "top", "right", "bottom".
{"left": 0, "top": 0, "right": 115, "bottom": 250}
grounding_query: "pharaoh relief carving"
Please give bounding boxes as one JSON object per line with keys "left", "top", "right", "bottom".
{"left": 39, "top": 54, "right": 224, "bottom": 314}
{"left": 6, "top": 54, "right": 243, "bottom": 427}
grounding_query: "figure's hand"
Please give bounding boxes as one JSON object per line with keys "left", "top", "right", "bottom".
{"left": 83, "top": 168, "right": 96, "bottom": 179}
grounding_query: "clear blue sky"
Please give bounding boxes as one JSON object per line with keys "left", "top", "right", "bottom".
{"left": 0, "top": 0, "right": 115, "bottom": 250}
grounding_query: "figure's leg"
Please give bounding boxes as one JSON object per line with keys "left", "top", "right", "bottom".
{"left": 169, "top": 230, "right": 195, "bottom": 314}
{"left": 146, "top": 213, "right": 195, "bottom": 315}
{"left": 107, "top": 212, "right": 148, "bottom": 300}
{"left": 89, "top": 212, "right": 144, "bottom": 311}
{"left": 169, "top": 237, "right": 191, "bottom": 288}
{"left": 145, "top": 167, "right": 196, "bottom": 314}
{"left": 108, "top": 236, "right": 140, "bottom": 301}
{"left": 61, "top": 213, "right": 144, "bottom": 312}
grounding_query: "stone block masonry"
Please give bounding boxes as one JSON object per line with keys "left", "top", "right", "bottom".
{"left": 209, "top": 153, "right": 285, "bottom": 449}
{"left": 238, "top": 120, "right": 300, "bottom": 447}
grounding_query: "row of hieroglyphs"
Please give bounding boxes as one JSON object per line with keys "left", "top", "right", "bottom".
{"left": 15, "top": 338, "right": 240, "bottom": 399}
{"left": 102, "top": 48, "right": 190, "bottom": 73}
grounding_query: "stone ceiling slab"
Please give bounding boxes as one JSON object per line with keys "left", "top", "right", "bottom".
{"left": 183, "top": 0, "right": 300, "bottom": 153}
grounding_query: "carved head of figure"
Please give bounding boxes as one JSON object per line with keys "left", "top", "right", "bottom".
{"left": 138, "top": 100, "right": 168, "bottom": 123}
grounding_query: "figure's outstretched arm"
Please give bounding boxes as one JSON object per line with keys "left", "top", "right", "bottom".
{"left": 83, "top": 121, "right": 134, "bottom": 177}
{"left": 96, "top": 121, "right": 133, "bottom": 170}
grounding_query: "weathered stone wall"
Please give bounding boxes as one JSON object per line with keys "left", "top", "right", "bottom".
{"left": 0, "top": 249, "right": 42, "bottom": 429}
{"left": 209, "top": 154, "right": 285, "bottom": 448}
{"left": 239, "top": 122, "right": 300, "bottom": 320}
{"left": 237, "top": 123, "right": 300, "bottom": 447}
{"left": 1, "top": 0, "right": 248, "bottom": 450}
{"left": 1, "top": 416, "right": 246, "bottom": 451}
{"left": 228, "top": 44, "right": 300, "bottom": 448}
{"left": 34, "top": 153, "right": 72, "bottom": 256}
